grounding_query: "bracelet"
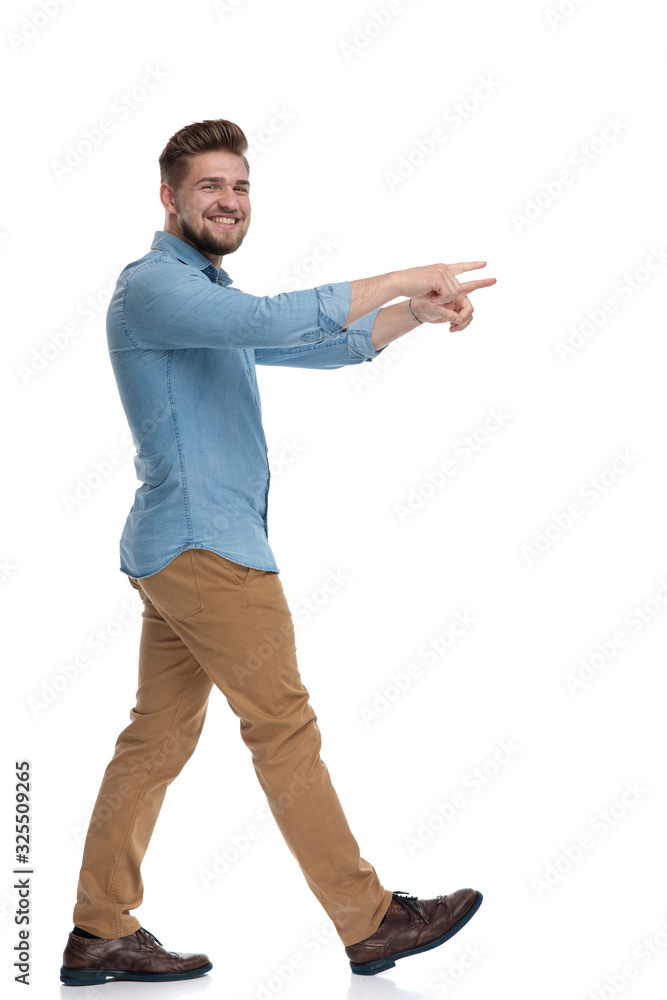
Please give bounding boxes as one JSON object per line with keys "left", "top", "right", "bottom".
{"left": 408, "top": 299, "right": 423, "bottom": 324}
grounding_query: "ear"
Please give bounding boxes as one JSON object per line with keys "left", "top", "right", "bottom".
{"left": 159, "top": 181, "right": 178, "bottom": 215}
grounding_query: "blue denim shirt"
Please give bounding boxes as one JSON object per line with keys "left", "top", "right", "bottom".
{"left": 106, "top": 231, "right": 384, "bottom": 578}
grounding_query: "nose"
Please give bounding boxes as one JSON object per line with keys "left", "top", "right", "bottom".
{"left": 215, "top": 186, "right": 241, "bottom": 213}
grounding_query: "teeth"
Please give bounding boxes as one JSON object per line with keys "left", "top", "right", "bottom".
{"left": 210, "top": 217, "right": 237, "bottom": 224}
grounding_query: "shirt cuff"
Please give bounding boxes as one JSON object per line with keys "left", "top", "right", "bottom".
{"left": 314, "top": 280, "right": 385, "bottom": 361}
{"left": 345, "top": 306, "right": 386, "bottom": 361}
{"left": 314, "top": 280, "right": 353, "bottom": 334}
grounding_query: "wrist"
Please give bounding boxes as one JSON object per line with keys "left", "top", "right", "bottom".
{"left": 384, "top": 269, "right": 405, "bottom": 299}
{"left": 408, "top": 298, "right": 425, "bottom": 324}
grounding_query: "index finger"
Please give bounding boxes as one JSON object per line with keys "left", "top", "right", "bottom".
{"left": 445, "top": 261, "right": 490, "bottom": 277}
{"left": 458, "top": 277, "right": 498, "bottom": 294}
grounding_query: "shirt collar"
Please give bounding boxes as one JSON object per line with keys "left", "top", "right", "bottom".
{"left": 150, "top": 230, "right": 233, "bottom": 286}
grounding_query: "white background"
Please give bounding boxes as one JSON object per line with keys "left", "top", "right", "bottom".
{"left": 3, "top": 0, "right": 667, "bottom": 997}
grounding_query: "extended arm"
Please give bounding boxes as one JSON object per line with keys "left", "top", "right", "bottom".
{"left": 119, "top": 258, "right": 493, "bottom": 353}
{"left": 254, "top": 264, "right": 497, "bottom": 368}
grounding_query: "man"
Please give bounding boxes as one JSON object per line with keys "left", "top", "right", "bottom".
{"left": 61, "top": 118, "right": 495, "bottom": 987}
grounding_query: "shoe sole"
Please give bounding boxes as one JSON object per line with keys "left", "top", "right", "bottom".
{"left": 349, "top": 890, "right": 483, "bottom": 976}
{"left": 59, "top": 960, "right": 212, "bottom": 986}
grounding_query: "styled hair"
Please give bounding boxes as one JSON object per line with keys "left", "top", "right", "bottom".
{"left": 159, "top": 119, "right": 250, "bottom": 192}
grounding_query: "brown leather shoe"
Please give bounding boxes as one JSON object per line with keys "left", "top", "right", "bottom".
{"left": 345, "top": 888, "right": 483, "bottom": 975}
{"left": 59, "top": 926, "right": 212, "bottom": 986}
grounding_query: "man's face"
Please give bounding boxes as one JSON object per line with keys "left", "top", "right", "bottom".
{"left": 161, "top": 149, "right": 251, "bottom": 261}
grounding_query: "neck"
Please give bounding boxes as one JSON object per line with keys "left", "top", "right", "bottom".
{"left": 163, "top": 218, "right": 223, "bottom": 270}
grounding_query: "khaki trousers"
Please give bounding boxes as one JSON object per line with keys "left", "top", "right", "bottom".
{"left": 73, "top": 548, "right": 392, "bottom": 946}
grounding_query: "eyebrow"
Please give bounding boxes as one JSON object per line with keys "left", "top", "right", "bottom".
{"left": 194, "top": 176, "right": 250, "bottom": 188}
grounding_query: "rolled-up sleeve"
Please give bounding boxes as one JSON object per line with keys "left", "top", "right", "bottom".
{"left": 119, "top": 261, "right": 359, "bottom": 351}
{"left": 254, "top": 304, "right": 385, "bottom": 369}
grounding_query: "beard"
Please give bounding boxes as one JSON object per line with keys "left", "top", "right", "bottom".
{"left": 178, "top": 212, "right": 247, "bottom": 258}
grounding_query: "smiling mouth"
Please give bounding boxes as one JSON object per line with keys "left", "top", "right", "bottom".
{"left": 208, "top": 216, "right": 241, "bottom": 229}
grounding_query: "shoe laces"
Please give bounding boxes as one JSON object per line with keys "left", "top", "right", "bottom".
{"left": 392, "top": 890, "right": 430, "bottom": 925}
{"left": 136, "top": 927, "right": 162, "bottom": 948}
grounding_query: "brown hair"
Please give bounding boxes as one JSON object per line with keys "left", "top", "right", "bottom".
{"left": 159, "top": 119, "right": 250, "bottom": 192}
